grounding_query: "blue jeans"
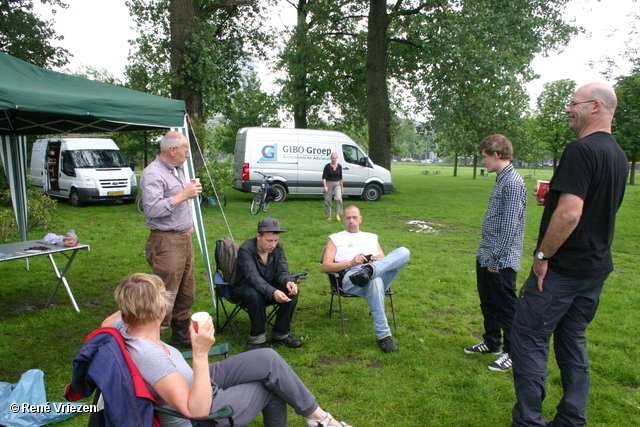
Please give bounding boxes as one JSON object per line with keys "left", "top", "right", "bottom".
{"left": 342, "top": 247, "right": 410, "bottom": 339}
{"left": 511, "top": 268, "right": 607, "bottom": 427}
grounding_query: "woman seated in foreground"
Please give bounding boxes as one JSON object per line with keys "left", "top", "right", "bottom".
{"left": 102, "top": 273, "right": 352, "bottom": 427}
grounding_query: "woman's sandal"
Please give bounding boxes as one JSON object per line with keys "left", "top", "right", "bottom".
{"left": 307, "top": 413, "right": 352, "bottom": 427}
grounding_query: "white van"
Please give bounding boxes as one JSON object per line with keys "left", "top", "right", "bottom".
{"left": 232, "top": 127, "right": 393, "bottom": 202}
{"left": 30, "top": 135, "right": 137, "bottom": 207}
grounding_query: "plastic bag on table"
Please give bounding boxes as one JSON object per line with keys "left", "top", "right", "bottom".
{"left": 42, "top": 233, "right": 63, "bottom": 245}
{"left": 0, "top": 369, "right": 85, "bottom": 426}
{"left": 62, "top": 230, "right": 78, "bottom": 247}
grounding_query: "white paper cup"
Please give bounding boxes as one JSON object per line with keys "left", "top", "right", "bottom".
{"left": 190, "top": 178, "right": 200, "bottom": 185}
{"left": 191, "top": 311, "right": 209, "bottom": 333}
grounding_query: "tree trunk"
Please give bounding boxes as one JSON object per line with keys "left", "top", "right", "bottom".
{"left": 292, "top": 0, "right": 309, "bottom": 129}
{"left": 472, "top": 154, "right": 477, "bottom": 179}
{"left": 366, "top": 0, "right": 392, "bottom": 170}
{"left": 630, "top": 157, "right": 636, "bottom": 185}
{"left": 170, "top": 0, "right": 204, "bottom": 170}
{"left": 453, "top": 153, "right": 459, "bottom": 177}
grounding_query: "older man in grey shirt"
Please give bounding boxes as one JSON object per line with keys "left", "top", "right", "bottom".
{"left": 141, "top": 131, "right": 202, "bottom": 346}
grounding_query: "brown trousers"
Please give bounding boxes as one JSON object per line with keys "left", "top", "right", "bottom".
{"left": 145, "top": 230, "right": 195, "bottom": 344}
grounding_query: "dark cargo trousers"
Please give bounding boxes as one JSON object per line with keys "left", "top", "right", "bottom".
{"left": 511, "top": 269, "right": 607, "bottom": 427}
{"left": 476, "top": 260, "right": 518, "bottom": 353}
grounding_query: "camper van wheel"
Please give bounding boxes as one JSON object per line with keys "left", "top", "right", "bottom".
{"left": 69, "top": 189, "right": 84, "bottom": 207}
{"left": 270, "top": 183, "right": 286, "bottom": 203}
{"left": 363, "top": 184, "right": 382, "bottom": 202}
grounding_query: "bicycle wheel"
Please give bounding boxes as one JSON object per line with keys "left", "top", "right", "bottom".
{"left": 250, "top": 191, "right": 263, "bottom": 215}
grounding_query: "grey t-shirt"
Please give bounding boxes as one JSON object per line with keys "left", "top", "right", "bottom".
{"left": 113, "top": 318, "right": 194, "bottom": 427}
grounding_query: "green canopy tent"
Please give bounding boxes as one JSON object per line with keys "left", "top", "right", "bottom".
{"left": 0, "top": 51, "right": 216, "bottom": 308}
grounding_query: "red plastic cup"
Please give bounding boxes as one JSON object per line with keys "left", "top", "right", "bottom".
{"left": 536, "top": 180, "right": 550, "bottom": 202}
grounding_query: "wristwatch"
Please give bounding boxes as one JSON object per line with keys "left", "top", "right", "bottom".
{"left": 536, "top": 251, "right": 550, "bottom": 261}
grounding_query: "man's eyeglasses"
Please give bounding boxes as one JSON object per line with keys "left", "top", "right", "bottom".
{"left": 568, "top": 99, "right": 596, "bottom": 108}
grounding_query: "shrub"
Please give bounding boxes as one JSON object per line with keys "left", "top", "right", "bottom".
{"left": 0, "top": 189, "right": 58, "bottom": 241}
{"left": 197, "top": 158, "right": 234, "bottom": 201}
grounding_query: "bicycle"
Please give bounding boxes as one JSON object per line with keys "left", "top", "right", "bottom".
{"left": 250, "top": 171, "right": 276, "bottom": 215}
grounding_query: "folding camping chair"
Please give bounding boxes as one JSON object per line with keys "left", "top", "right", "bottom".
{"left": 214, "top": 238, "right": 307, "bottom": 343}
{"left": 320, "top": 246, "right": 397, "bottom": 336}
{"left": 65, "top": 327, "right": 234, "bottom": 426}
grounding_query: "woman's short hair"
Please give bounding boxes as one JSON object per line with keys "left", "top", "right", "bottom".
{"left": 479, "top": 134, "right": 513, "bottom": 161}
{"left": 330, "top": 152, "right": 338, "bottom": 159}
{"left": 114, "top": 273, "right": 172, "bottom": 327}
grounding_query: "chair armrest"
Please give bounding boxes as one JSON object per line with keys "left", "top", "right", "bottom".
{"left": 292, "top": 272, "right": 308, "bottom": 282}
{"left": 181, "top": 342, "right": 230, "bottom": 360}
{"left": 154, "top": 404, "right": 234, "bottom": 422}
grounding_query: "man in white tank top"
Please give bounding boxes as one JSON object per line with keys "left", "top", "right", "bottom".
{"left": 322, "top": 205, "right": 410, "bottom": 353}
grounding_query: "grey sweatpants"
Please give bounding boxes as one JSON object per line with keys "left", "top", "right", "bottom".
{"left": 206, "top": 348, "right": 318, "bottom": 427}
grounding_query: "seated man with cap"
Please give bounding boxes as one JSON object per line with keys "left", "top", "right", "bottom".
{"left": 232, "top": 218, "right": 302, "bottom": 350}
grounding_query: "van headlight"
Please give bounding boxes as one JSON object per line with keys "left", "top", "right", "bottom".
{"left": 84, "top": 176, "right": 96, "bottom": 188}
{"left": 130, "top": 174, "right": 137, "bottom": 187}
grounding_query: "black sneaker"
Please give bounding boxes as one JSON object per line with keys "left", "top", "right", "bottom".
{"left": 272, "top": 336, "right": 302, "bottom": 348}
{"left": 488, "top": 352, "right": 512, "bottom": 372}
{"left": 378, "top": 336, "right": 398, "bottom": 353}
{"left": 464, "top": 341, "right": 501, "bottom": 355}
{"left": 247, "top": 342, "right": 268, "bottom": 351}
{"left": 350, "top": 265, "right": 373, "bottom": 287}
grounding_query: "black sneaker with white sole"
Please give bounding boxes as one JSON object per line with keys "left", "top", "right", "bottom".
{"left": 488, "top": 352, "right": 512, "bottom": 372}
{"left": 464, "top": 341, "right": 501, "bottom": 355}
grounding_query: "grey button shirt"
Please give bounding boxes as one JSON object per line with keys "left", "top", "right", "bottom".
{"left": 140, "top": 155, "right": 192, "bottom": 231}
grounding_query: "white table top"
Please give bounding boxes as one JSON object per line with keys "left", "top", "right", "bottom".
{"left": 0, "top": 239, "right": 90, "bottom": 262}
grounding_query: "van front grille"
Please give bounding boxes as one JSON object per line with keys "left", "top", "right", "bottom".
{"left": 99, "top": 179, "right": 128, "bottom": 188}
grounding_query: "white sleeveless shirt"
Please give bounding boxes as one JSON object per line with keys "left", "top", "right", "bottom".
{"left": 329, "top": 230, "right": 380, "bottom": 265}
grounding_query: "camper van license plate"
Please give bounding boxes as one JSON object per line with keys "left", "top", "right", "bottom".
{"left": 109, "top": 191, "right": 124, "bottom": 196}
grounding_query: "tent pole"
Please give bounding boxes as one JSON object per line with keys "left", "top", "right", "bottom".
{"left": 174, "top": 121, "right": 216, "bottom": 310}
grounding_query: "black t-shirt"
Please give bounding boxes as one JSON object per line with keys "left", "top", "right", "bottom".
{"left": 538, "top": 132, "right": 627, "bottom": 279}
{"left": 322, "top": 163, "right": 342, "bottom": 181}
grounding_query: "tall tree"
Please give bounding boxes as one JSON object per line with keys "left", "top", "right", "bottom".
{"left": 535, "top": 79, "right": 576, "bottom": 170}
{"left": 0, "top": 0, "right": 69, "bottom": 67}
{"left": 613, "top": 71, "right": 640, "bottom": 185}
{"left": 278, "top": 0, "right": 577, "bottom": 171}
{"left": 127, "top": 0, "right": 271, "bottom": 168}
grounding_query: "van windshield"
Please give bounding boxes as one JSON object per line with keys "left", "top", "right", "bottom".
{"left": 70, "top": 150, "right": 128, "bottom": 168}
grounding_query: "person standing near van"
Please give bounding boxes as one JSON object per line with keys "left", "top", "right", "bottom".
{"left": 322, "top": 152, "right": 343, "bottom": 220}
{"left": 140, "top": 131, "right": 202, "bottom": 348}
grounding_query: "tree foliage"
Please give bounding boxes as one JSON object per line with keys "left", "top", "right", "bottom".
{"left": 213, "top": 72, "right": 280, "bottom": 154}
{"left": 126, "top": 0, "right": 272, "bottom": 119}
{"left": 535, "top": 78, "right": 576, "bottom": 169}
{"left": 277, "top": 0, "right": 578, "bottom": 171}
{"left": 614, "top": 71, "right": 640, "bottom": 184}
{"left": 0, "top": 0, "right": 69, "bottom": 67}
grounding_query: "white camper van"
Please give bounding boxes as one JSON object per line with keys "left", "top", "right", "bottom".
{"left": 30, "top": 135, "right": 137, "bottom": 207}
{"left": 232, "top": 127, "right": 393, "bottom": 202}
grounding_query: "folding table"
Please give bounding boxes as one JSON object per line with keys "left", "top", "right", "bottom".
{"left": 0, "top": 240, "right": 90, "bottom": 312}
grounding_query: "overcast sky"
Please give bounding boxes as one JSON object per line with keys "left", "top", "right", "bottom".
{"left": 36, "top": 0, "right": 638, "bottom": 104}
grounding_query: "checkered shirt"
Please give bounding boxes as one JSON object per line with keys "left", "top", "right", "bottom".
{"left": 477, "top": 163, "right": 527, "bottom": 271}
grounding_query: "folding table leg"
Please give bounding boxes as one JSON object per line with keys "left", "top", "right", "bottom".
{"left": 45, "top": 250, "right": 80, "bottom": 312}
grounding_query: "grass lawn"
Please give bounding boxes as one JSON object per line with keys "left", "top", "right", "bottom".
{"left": 0, "top": 163, "right": 638, "bottom": 426}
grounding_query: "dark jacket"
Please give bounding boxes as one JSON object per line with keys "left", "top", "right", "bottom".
{"left": 64, "top": 327, "right": 159, "bottom": 427}
{"left": 231, "top": 238, "right": 293, "bottom": 296}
